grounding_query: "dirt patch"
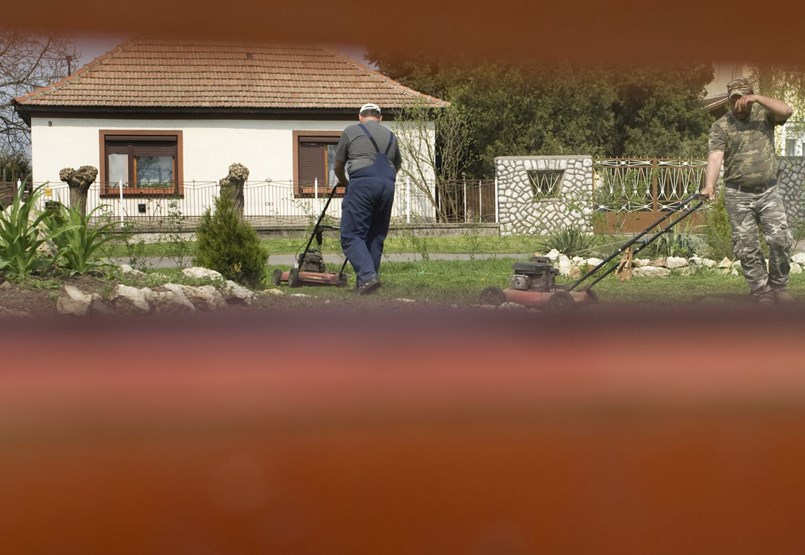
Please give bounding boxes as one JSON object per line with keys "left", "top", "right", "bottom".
{"left": 0, "top": 275, "right": 109, "bottom": 317}
{"left": 0, "top": 274, "right": 453, "bottom": 319}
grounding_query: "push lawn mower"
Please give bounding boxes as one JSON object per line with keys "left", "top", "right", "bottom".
{"left": 479, "top": 193, "right": 706, "bottom": 310}
{"left": 271, "top": 184, "right": 349, "bottom": 288}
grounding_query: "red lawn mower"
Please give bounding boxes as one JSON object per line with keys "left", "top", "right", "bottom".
{"left": 479, "top": 193, "right": 706, "bottom": 311}
{"left": 271, "top": 184, "right": 350, "bottom": 288}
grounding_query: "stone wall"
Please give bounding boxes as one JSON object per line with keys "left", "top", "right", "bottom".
{"left": 777, "top": 157, "right": 805, "bottom": 225}
{"left": 495, "top": 156, "right": 594, "bottom": 236}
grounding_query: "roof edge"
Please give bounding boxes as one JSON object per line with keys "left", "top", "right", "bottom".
{"left": 12, "top": 104, "right": 447, "bottom": 122}
{"left": 14, "top": 39, "right": 134, "bottom": 105}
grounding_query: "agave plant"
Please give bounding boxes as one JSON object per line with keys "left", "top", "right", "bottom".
{"left": 541, "top": 226, "right": 598, "bottom": 257}
{"left": 0, "top": 185, "right": 66, "bottom": 279}
{"left": 46, "top": 204, "right": 119, "bottom": 276}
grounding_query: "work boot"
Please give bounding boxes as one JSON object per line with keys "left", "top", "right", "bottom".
{"left": 755, "top": 291, "right": 776, "bottom": 307}
{"left": 357, "top": 276, "right": 381, "bottom": 295}
{"left": 773, "top": 289, "right": 796, "bottom": 304}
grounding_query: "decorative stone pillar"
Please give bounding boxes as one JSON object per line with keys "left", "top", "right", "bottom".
{"left": 219, "top": 163, "right": 249, "bottom": 219}
{"left": 494, "top": 155, "right": 594, "bottom": 236}
{"left": 59, "top": 166, "right": 98, "bottom": 216}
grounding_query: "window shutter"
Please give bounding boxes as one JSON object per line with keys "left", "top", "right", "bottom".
{"left": 298, "top": 142, "right": 325, "bottom": 187}
{"left": 132, "top": 142, "right": 176, "bottom": 156}
{"left": 105, "top": 143, "right": 129, "bottom": 155}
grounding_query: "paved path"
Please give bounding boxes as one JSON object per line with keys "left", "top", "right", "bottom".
{"left": 111, "top": 252, "right": 532, "bottom": 269}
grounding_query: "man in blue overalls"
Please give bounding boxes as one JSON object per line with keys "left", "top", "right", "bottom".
{"left": 334, "top": 103, "right": 402, "bottom": 294}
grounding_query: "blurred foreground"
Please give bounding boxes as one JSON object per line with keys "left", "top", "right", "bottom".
{"left": 2, "top": 306, "right": 805, "bottom": 554}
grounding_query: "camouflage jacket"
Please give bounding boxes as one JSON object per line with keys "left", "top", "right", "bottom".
{"left": 708, "top": 103, "right": 784, "bottom": 188}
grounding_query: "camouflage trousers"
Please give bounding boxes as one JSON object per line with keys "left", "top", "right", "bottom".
{"left": 725, "top": 185, "right": 793, "bottom": 295}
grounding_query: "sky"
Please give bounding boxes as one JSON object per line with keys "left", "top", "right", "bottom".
{"left": 76, "top": 35, "right": 126, "bottom": 67}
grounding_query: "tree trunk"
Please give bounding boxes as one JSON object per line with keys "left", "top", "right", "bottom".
{"left": 219, "top": 163, "right": 249, "bottom": 219}
{"left": 59, "top": 166, "right": 98, "bottom": 216}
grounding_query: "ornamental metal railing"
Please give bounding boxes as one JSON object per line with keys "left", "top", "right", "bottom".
{"left": 593, "top": 158, "right": 707, "bottom": 213}
{"left": 27, "top": 177, "right": 498, "bottom": 228}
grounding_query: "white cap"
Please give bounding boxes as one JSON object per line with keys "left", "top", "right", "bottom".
{"left": 359, "top": 103, "right": 381, "bottom": 115}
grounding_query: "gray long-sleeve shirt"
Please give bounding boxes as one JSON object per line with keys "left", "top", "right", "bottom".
{"left": 335, "top": 120, "right": 402, "bottom": 176}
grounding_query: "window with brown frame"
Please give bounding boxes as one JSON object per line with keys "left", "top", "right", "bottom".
{"left": 99, "top": 131, "right": 183, "bottom": 197}
{"left": 293, "top": 131, "right": 345, "bottom": 198}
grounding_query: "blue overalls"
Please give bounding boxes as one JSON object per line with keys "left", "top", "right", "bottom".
{"left": 339, "top": 124, "right": 397, "bottom": 287}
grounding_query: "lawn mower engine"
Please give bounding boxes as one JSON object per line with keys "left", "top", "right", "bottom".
{"left": 479, "top": 256, "right": 596, "bottom": 311}
{"left": 299, "top": 249, "right": 326, "bottom": 273}
{"left": 509, "top": 256, "right": 557, "bottom": 292}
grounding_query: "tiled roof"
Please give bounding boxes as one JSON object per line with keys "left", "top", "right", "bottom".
{"left": 15, "top": 39, "right": 447, "bottom": 111}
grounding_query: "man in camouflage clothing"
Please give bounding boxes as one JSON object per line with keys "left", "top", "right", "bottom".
{"left": 701, "top": 77, "right": 795, "bottom": 304}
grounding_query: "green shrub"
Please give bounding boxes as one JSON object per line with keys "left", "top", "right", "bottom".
{"left": 0, "top": 152, "right": 31, "bottom": 183}
{"left": 702, "top": 192, "right": 734, "bottom": 260}
{"left": 541, "top": 226, "right": 598, "bottom": 257}
{"left": 193, "top": 193, "right": 268, "bottom": 288}
{"left": 163, "top": 198, "right": 192, "bottom": 268}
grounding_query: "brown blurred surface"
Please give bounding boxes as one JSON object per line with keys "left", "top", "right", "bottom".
{"left": 2, "top": 309, "right": 805, "bottom": 554}
{"left": 6, "top": 3, "right": 805, "bottom": 550}
{"left": 11, "top": 0, "right": 805, "bottom": 66}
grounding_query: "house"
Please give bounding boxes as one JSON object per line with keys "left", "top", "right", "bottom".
{"left": 703, "top": 62, "right": 749, "bottom": 118}
{"left": 13, "top": 38, "right": 447, "bottom": 222}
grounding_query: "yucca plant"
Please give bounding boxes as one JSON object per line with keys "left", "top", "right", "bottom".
{"left": 0, "top": 185, "right": 66, "bottom": 279}
{"left": 46, "top": 204, "right": 119, "bottom": 276}
{"left": 644, "top": 226, "right": 704, "bottom": 259}
{"left": 541, "top": 226, "right": 598, "bottom": 257}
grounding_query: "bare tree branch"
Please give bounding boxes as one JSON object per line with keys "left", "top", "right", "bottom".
{"left": 0, "top": 30, "right": 80, "bottom": 155}
{"left": 393, "top": 100, "right": 473, "bottom": 221}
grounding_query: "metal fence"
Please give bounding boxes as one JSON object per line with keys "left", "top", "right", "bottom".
{"left": 436, "top": 179, "right": 498, "bottom": 223}
{"left": 0, "top": 181, "right": 18, "bottom": 208}
{"left": 22, "top": 177, "right": 498, "bottom": 227}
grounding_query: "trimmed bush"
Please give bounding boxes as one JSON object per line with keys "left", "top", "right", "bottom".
{"left": 703, "top": 192, "right": 734, "bottom": 260}
{"left": 193, "top": 193, "right": 268, "bottom": 288}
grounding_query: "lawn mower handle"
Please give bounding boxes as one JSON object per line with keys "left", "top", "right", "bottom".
{"left": 566, "top": 193, "right": 706, "bottom": 292}
{"left": 296, "top": 183, "right": 343, "bottom": 268}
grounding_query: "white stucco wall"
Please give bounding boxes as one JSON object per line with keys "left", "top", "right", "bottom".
{"left": 31, "top": 116, "right": 421, "bottom": 184}
{"left": 28, "top": 116, "right": 437, "bottom": 220}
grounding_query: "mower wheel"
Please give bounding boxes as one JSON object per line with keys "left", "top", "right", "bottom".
{"left": 584, "top": 288, "right": 598, "bottom": 303}
{"left": 547, "top": 291, "right": 575, "bottom": 312}
{"left": 271, "top": 268, "right": 282, "bottom": 286}
{"left": 288, "top": 268, "right": 299, "bottom": 288}
{"left": 479, "top": 286, "right": 506, "bottom": 306}
{"left": 337, "top": 272, "right": 349, "bottom": 287}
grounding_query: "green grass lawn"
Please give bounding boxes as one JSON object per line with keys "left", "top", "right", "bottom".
{"left": 265, "top": 256, "right": 805, "bottom": 306}
{"left": 110, "top": 232, "right": 805, "bottom": 306}
{"left": 101, "top": 233, "right": 548, "bottom": 258}
{"left": 252, "top": 234, "right": 547, "bottom": 256}
{"left": 102, "top": 232, "right": 652, "bottom": 260}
